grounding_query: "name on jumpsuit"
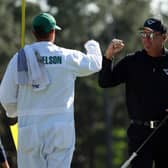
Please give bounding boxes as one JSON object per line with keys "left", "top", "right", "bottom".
{"left": 42, "top": 56, "right": 62, "bottom": 64}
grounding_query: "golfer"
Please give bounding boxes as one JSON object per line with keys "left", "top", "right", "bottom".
{"left": 99, "top": 18, "right": 168, "bottom": 168}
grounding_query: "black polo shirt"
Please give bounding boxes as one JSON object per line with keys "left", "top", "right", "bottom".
{"left": 99, "top": 49, "right": 168, "bottom": 121}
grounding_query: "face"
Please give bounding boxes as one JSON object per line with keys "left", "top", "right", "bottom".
{"left": 140, "top": 28, "right": 167, "bottom": 55}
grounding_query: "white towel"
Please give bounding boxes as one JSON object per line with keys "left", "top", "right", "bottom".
{"left": 17, "top": 45, "right": 50, "bottom": 91}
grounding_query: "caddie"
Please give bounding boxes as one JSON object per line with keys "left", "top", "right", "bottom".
{"left": 0, "top": 12, "right": 102, "bottom": 168}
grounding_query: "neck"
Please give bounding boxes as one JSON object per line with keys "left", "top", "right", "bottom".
{"left": 34, "top": 30, "right": 55, "bottom": 43}
{"left": 36, "top": 37, "right": 54, "bottom": 43}
{"left": 37, "top": 39, "right": 51, "bottom": 42}
{"left": 147, "top": 48, "right": 163, "bottom": 57}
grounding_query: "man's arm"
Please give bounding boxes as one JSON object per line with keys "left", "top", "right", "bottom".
{"left": 98, "top": 57, "right": 114, "bottom": 87}
{"left": 98, "top": 39, "right": 127, "bottom": 88}
{"left": 0, "top": 55, "right": 18, "bottom": 118}
{"left": 66, "top": 40, "right": 103, "bottom": 77}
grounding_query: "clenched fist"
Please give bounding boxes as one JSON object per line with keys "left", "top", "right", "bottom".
{"left": 105, "top": 39, "right": 125, "bottom": 60}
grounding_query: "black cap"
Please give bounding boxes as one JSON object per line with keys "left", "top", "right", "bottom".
{"left": 139, "top": 18, "right": 167, "bottom": 34}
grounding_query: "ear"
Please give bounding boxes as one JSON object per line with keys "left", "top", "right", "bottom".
{"left": 49, "top": 29, "right": 55, "bottom": 34}
{"left": 163, "top": 33, "right": 168, "bottom": 42}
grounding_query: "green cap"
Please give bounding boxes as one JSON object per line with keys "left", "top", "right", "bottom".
{"left": 32, "top": 13, "right": 61, "bottom": 33}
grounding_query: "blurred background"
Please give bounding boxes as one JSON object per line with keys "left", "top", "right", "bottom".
{"left": 0, "top": 0, "right": 168, "bottom": 167}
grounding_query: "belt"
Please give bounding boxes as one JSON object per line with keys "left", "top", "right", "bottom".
{"left": 130, "top": 120, "right": 160, "bottom": 129}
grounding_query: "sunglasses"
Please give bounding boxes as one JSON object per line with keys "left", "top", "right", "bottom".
{"left": 139, "top": 32, "right": 162, "bottom": 40}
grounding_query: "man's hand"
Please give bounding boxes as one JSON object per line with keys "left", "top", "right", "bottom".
{"left": 1, "top": 160, "right": 10, "bottom": 168}
{"left": 105, "top": 39, "right": 125, "bottom": 60}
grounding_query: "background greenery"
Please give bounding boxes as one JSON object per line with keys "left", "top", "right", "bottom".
{"left": 0, "top": 0, "right": 168, "bottom": 167}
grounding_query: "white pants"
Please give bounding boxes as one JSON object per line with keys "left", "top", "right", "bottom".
{"left": 18, "top": 145, "right": 74, "bottom": 168}
{"left": 18, "top": 114, "right": 75, "bottom": 168}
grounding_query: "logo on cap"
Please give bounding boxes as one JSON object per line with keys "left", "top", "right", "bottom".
{"left": 139, "top": 18, "right": 167, "bottom": 34}
{"left": 146, "top": 19, "right": 156, "bottom": 25}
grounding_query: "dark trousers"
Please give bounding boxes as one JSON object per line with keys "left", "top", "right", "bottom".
{"left": 127, "top": 122, "right": 168, "bottom": 168}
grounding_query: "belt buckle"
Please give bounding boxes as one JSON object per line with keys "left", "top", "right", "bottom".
{"left": 150, "top": 120, "right": 159, "bottom": 129}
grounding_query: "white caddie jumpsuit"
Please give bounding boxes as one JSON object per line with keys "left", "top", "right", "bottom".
{"left": 0, "top": 40, "right": 102, "bottom": 168}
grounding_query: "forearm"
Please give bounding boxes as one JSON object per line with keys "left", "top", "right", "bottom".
{"left": 99, "top": 55, "right": 128, "bottom": 87}
{"left": 98, "top": 57, "right": 114, "bottom": 88}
